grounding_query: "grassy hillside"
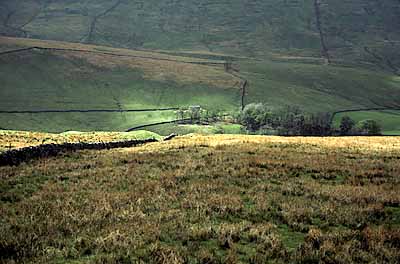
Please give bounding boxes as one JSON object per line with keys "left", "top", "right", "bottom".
{"left": 1, "top": 37, "right": 399, "bottom": 132}
{"left": 1, "top": 135, "right": 399, "bottom": 263}
{"left": 1, "top": 0, "right": 399, "bottom": 71}
{"left": 0, "top": 37, "right": 242, "bottom": 132}
{"left": 239, "top": 60, "right": 400, "bottom": 112}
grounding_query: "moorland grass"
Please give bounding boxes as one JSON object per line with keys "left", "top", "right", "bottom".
{"left": 0, "top": 135, "right": 399, "bottom": 263}
{"left": 0, "top": 130, "right": 162, "bottom": 152}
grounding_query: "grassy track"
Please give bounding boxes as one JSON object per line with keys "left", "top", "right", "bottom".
{"left": 1, "top": 135, "right": 399, "bottom": 263}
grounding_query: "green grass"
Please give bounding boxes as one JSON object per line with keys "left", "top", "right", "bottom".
{"left": 218, "top": 124, "right": 244, "bottom": 134}
{"left": 240, "top": 61, "right": 400, "bottom": 112}
{"left": 386, "top": 207, "right": 400, "bottom": 227}
{"left": 0, "top": 49, "right": 237, "bottom": 110}
{"left": 277, "top": 224, "right": 305, "bottom": 251}
{"left": 0, "top": 112, "right": 178, "bottom": 133}
{"left": 0, "top": 48, "right": 239, "bottom": 131}
{"left": 333, "top": 110, "right": 400, "bottom": 135}
{"left": 1, "top": 45, "right": 399, "bottom": 132}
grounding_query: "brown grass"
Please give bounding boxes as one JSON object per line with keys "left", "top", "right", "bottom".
{"left": 0, "top": 135, "right": 399, "bottom": 263}
{"left": 0, "top": 130, "right": 161, "bottom": 152}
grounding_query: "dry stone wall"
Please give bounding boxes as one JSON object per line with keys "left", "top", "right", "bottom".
{"left": 0, "top": 138, "right": 158, "bottom": 167}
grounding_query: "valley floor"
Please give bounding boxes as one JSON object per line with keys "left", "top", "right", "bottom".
{"left": 1, "top": 135, "right": 400, "bottom": 263}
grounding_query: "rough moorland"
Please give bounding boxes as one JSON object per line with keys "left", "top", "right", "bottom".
{"left": 1, "top": 135, "right": 399, "bottom": 263}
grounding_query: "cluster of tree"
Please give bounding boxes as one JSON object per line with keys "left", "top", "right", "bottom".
{"left": 238, "top": 104, "right": 332, "bottom": 136}
{"left": 175, "top": 106, "right": 230, "bottom": 124}
{"left": 238, "top": 103, "right": 382, "bottom": 136}
{"left": 174, "top": 104, "right": 382, "bottom": 136}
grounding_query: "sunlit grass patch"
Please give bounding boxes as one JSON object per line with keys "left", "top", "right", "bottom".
{"left": 0, "top": 130, "right": 162, "bottom": 152}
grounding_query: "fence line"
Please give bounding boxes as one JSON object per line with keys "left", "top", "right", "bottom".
{"left": 330, "top": 107, "right": 400, "bottom": 123}
{"left": 126, "top": 119, "right": 192, "bottom": 132}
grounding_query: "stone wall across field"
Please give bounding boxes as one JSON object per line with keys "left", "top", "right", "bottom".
{"left": 0, "top": 138, "right": 158, "bottom": 167}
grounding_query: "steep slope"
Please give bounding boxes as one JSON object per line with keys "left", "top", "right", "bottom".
{"left": 0, "top": 0, "right": 399, "bottom": 72}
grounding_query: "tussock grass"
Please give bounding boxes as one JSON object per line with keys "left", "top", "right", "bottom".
{"left": 1, "top": 135, "right": 399, "bottom": 263}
